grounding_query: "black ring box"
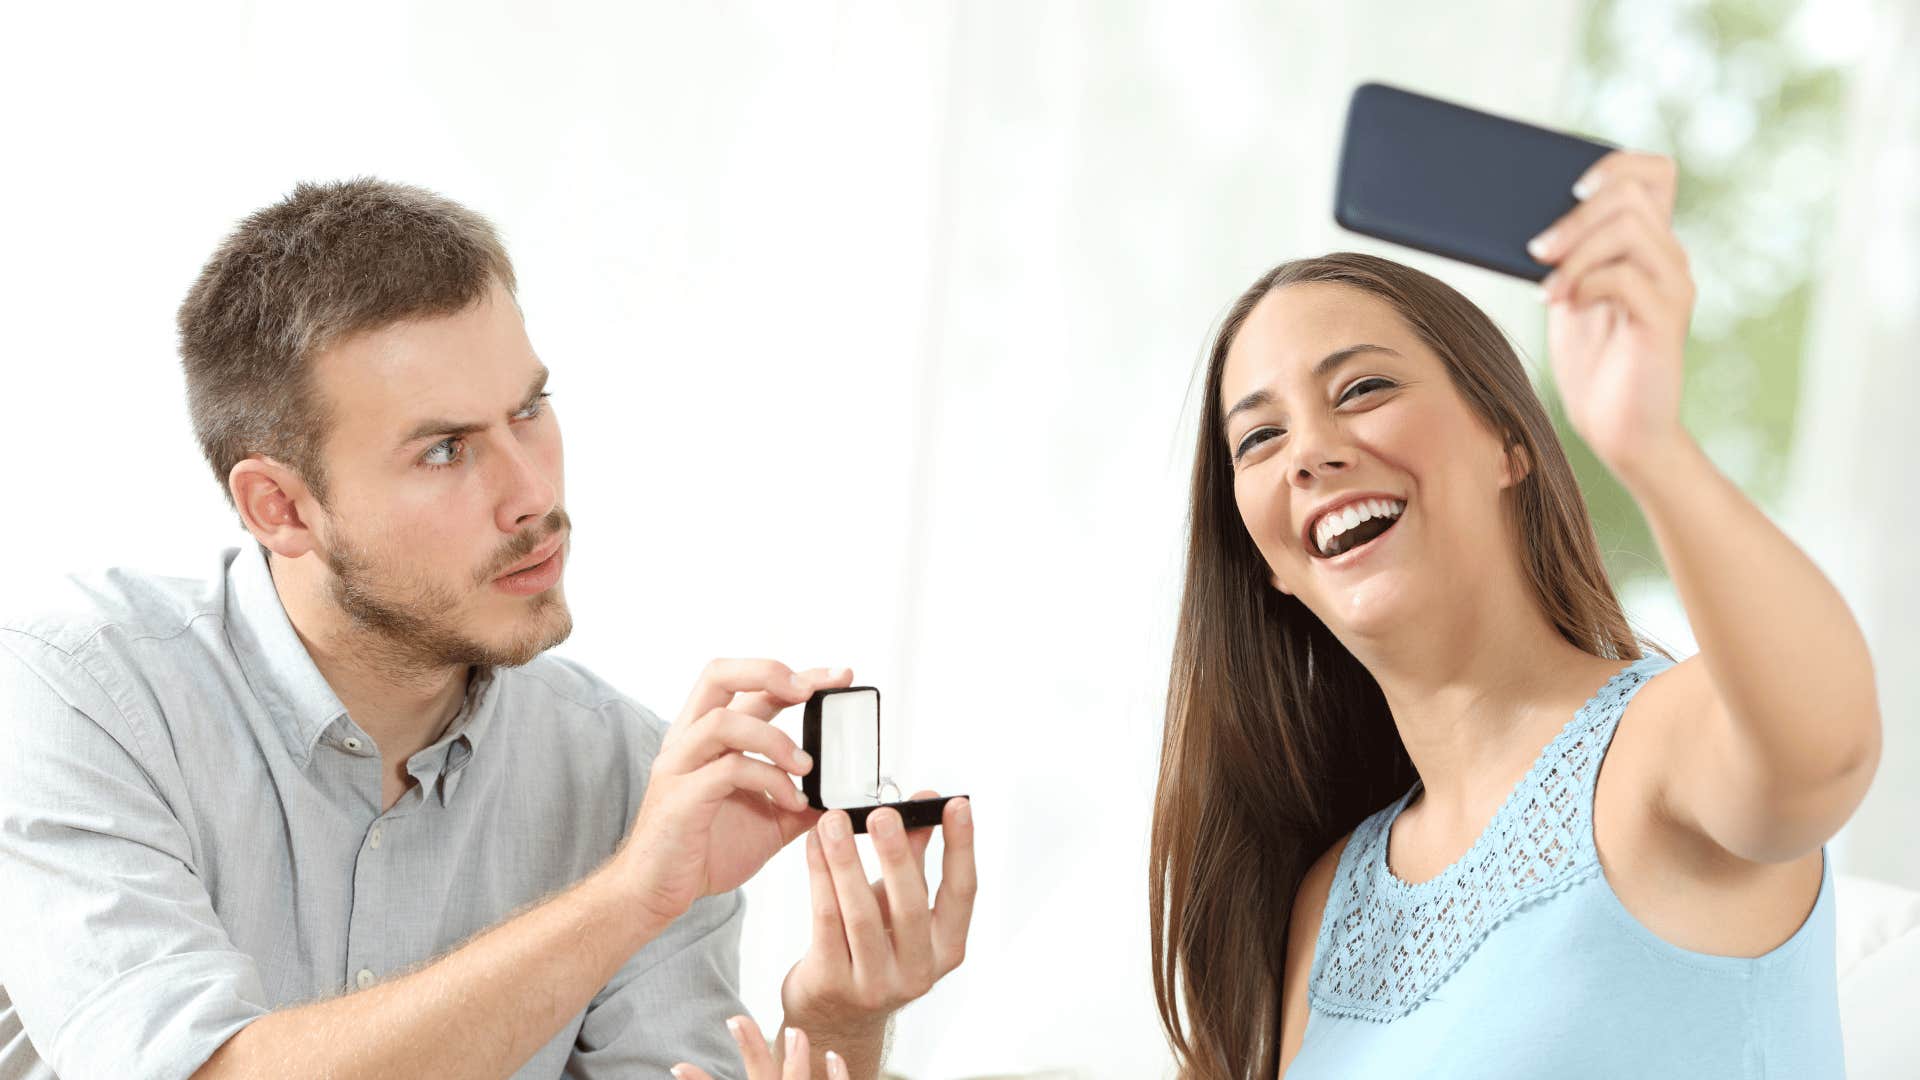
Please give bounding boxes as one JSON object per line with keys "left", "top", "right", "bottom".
{"left": 801, "top": 686, "right": 963, "bottom": 834}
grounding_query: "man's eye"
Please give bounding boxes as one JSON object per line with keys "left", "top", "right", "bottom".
{"left": 1234, "top": 427, "right": 1282, "bottom": 460}
{"left": 516, "top": 392, "right": 553, "bottom": 420}
{"left": 423, "top": 437, "right": 464, "bottom": 468}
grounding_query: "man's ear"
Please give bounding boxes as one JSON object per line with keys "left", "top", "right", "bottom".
{"left": 230, "top": 456, "right": 320, "bottom": 559}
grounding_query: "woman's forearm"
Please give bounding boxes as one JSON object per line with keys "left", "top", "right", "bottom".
{"left": 1619, "top": 432, "right": 1881, "bottom": 785}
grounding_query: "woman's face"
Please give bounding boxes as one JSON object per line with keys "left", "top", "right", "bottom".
{"left": 1220, "top": 283, "right": 1525, "bottom": 641}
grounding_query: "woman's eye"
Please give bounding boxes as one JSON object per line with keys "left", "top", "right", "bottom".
{"left": 1234, "top": 427, "right": 1282, "bottom": 460}
{"left": 1342, "top": 377, "right": 1393, "bottom": 402}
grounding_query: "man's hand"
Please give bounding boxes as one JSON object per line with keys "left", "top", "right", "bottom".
{"left": 614, "top": 659, "right": 854, "bottom": 928}
{"left": 778, "top": 792, "right": 977, "bottom": 1076}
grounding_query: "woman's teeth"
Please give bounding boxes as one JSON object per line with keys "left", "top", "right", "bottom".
{"left": 1315, "top": 498, "right": 1406, "bottom": 558}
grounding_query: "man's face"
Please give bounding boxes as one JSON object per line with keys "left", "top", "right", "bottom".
{"left": 304, "top": 278, "right": 572, "bottom": 670}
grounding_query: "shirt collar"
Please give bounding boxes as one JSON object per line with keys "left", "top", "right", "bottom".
{"left": 226, "top": 544, "right": 351, "bottom": 765}
{"left": 224, "top": 544, "right": 506, "bottom": 772}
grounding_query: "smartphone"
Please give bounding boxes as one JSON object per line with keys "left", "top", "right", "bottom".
{"left": 1333, "top": 82, "right": 1615, "bottom": 281}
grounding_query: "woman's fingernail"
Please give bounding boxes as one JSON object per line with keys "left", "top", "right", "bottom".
{"left": 1573, "top": 174, "right": 1599, "bottom": 200}
{"left": 952, "top": 797, "right": 972, "bottom": 826}
{"left": 785, "top": 1026, "right": 800, "bottom": 1055}
{"left": 827, "top": 1050, "right": 849, "bottom": 1079}
{"left": 793, "top": 749, "right": 813, "bottom": 773}
{"left": 1526, "top": 231, "right": 1554, "bottom": 260}
{"left": 791, "top": 673, "right": 811, "bottom": 692}
{"left": 726, "top": 1016, "right": 745, "bottom": 1044}
{"left": 1537, "top": 273, "right": 1557, "bottom": 301}
{"left": 821, "top": 813, "right": 850, "bottom": 841}
{"left": 829, "top": 666, "right": 850, "bottom": 681}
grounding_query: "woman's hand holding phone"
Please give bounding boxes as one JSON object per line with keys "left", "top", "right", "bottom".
{"left": 1530, "top": 150, "right": 1696, "bottom": 485}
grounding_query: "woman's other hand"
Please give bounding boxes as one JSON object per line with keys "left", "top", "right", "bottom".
{"left": 671, "top": 1014, "right": 851, "bottom": 1080}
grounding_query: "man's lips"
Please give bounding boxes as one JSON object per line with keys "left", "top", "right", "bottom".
{"left": 495, "top": 534, "right": 564, "bottom": 579}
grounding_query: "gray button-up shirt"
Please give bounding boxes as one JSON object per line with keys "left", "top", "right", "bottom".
{"left": 0, "top": 545, "right": 746, "bottom": 1080}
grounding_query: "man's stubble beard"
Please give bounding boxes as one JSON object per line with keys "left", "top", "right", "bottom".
{"left": 323, "top": 513, "right": 574, "bottom": 675}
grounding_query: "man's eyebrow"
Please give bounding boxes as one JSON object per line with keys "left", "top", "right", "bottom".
{"left": 396, "top": 366, "right": 551, "bottom": 451}
{"left": 1222, "top": 344, "right": 1400, "bottom": 427}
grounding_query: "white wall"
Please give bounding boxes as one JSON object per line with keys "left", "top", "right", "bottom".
{"left": 13, "top": 3, "right": 1803, "bottom": 1076}
{"left": 1780, "top": 0, "right": 1920, "bottom": 891}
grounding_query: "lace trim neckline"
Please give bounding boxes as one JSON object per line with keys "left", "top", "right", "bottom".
{"left": 1307, "top": 653, "right": 1672, "bottom": 1023}
{"left": 1370, "top": 656, "right": 1660, "bottom": 896}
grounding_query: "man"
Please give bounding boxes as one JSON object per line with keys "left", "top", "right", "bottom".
{"left": 0, "top": 179, "right": 975, "bottom": 1080}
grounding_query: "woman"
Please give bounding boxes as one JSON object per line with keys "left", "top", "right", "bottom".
{"left": 1149, "top": 151, "right": 1879, "bottom": 1078}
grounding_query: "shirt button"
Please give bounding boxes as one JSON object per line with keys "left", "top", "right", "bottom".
{"left": 368, "top": 826, "right": 383, "bottom": 850}
{"left": 356, "top": 968, "right": 376, "bottom": 990}
{"left": 342, "top": 736, "right": 364, "bottom": 752}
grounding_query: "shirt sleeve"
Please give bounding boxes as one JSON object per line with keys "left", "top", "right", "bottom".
{"left": 0, "top": 634, "right": 269, "bottom": 1080}
{"left": 565, "top": 693, "right": 751, "bottom": 1078}
{"left": 565, "top": 887, "right": 751, "bottom": 1078}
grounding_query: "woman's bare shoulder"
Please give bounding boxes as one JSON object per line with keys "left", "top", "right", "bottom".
{"left": 1278, "top": 831, "right": 1351, "bottom": 1076}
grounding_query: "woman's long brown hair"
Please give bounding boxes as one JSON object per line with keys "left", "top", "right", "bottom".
{"left": 1149, "top": 253, "right": 1666, "bottom": 1078}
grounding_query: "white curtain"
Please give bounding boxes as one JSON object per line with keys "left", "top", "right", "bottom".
{"left": 0, "top": 3, "right": 1592, "bottom": 1076}
{"left": 1781, "top": 0, "right": 1920, "bottom": 892}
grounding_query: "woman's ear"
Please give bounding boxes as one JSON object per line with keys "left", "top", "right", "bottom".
{"left": 1500, "top": 437, "right": 1534, "bottom": 488}
{"left": 1270, "top": 570, "right": 1293, "bottom": 596}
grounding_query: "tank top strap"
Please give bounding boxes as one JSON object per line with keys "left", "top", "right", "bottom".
{"left": 1308, "top": 653, "right": 1675, "bottom": 1022}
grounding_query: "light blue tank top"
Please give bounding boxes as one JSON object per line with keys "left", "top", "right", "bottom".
{"left": 1287, "top": 655, "right": 1845, "bottom": 1078}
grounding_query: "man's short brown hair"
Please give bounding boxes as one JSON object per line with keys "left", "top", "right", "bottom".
{"left": 177, "top": 178, "right": 517, "bottom": 510}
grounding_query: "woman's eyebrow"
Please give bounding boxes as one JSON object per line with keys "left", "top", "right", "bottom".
{"left": 1222, "top": 343, "right": 1400, "bottom": 426}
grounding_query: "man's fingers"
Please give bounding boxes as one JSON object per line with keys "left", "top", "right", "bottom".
{"left": 805, "top": 829, "right": 851, "bottom": 966}
{"left": 817, "top": 811, "right": 892, "bottom": 982}
{"left": 694, "top": 754, "right": 811, "bottom": 812}
{"left": 661, "top": 708, "right": 811, "bottom": 777}
{"left": 675, "top": 659, "right": 813, "bottom": 727}
{"left": 868, "top": 808, "right": 936, "bottom": 984}
{"left": 904, "top": 788, "right": 940, "bottom": 871}
{"left": 732, "top": 667, "right": 855, "bottom": 720}
{"left": 931, "top": 796, "right": 977, "bottom": 974}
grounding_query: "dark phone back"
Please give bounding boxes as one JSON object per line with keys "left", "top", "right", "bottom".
{"left": 1334, "top": 82, "right": 1614, "bottom": 281}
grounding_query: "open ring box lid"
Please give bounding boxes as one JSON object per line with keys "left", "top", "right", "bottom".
{"left": 802, "top": 686, "right": 962, "bottom": 834}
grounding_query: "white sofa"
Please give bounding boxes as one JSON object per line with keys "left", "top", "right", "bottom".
{"left": 1835, "top": 873, "right": 1920, "bottom": 1078}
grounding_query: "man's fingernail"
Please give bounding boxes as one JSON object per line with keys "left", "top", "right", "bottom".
{"left": 821, "top": 812, "right": 850, "bottom": 841}
{"left": 952, "top": 797, "right": 971, "bottom": 826}
{"left": 1573, "top": 174, "right": 1599, "bottom": 200}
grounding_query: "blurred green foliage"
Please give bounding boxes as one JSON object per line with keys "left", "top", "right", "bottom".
{"left": 1552, "top": 0, "right": 1847, "bottom": 585}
